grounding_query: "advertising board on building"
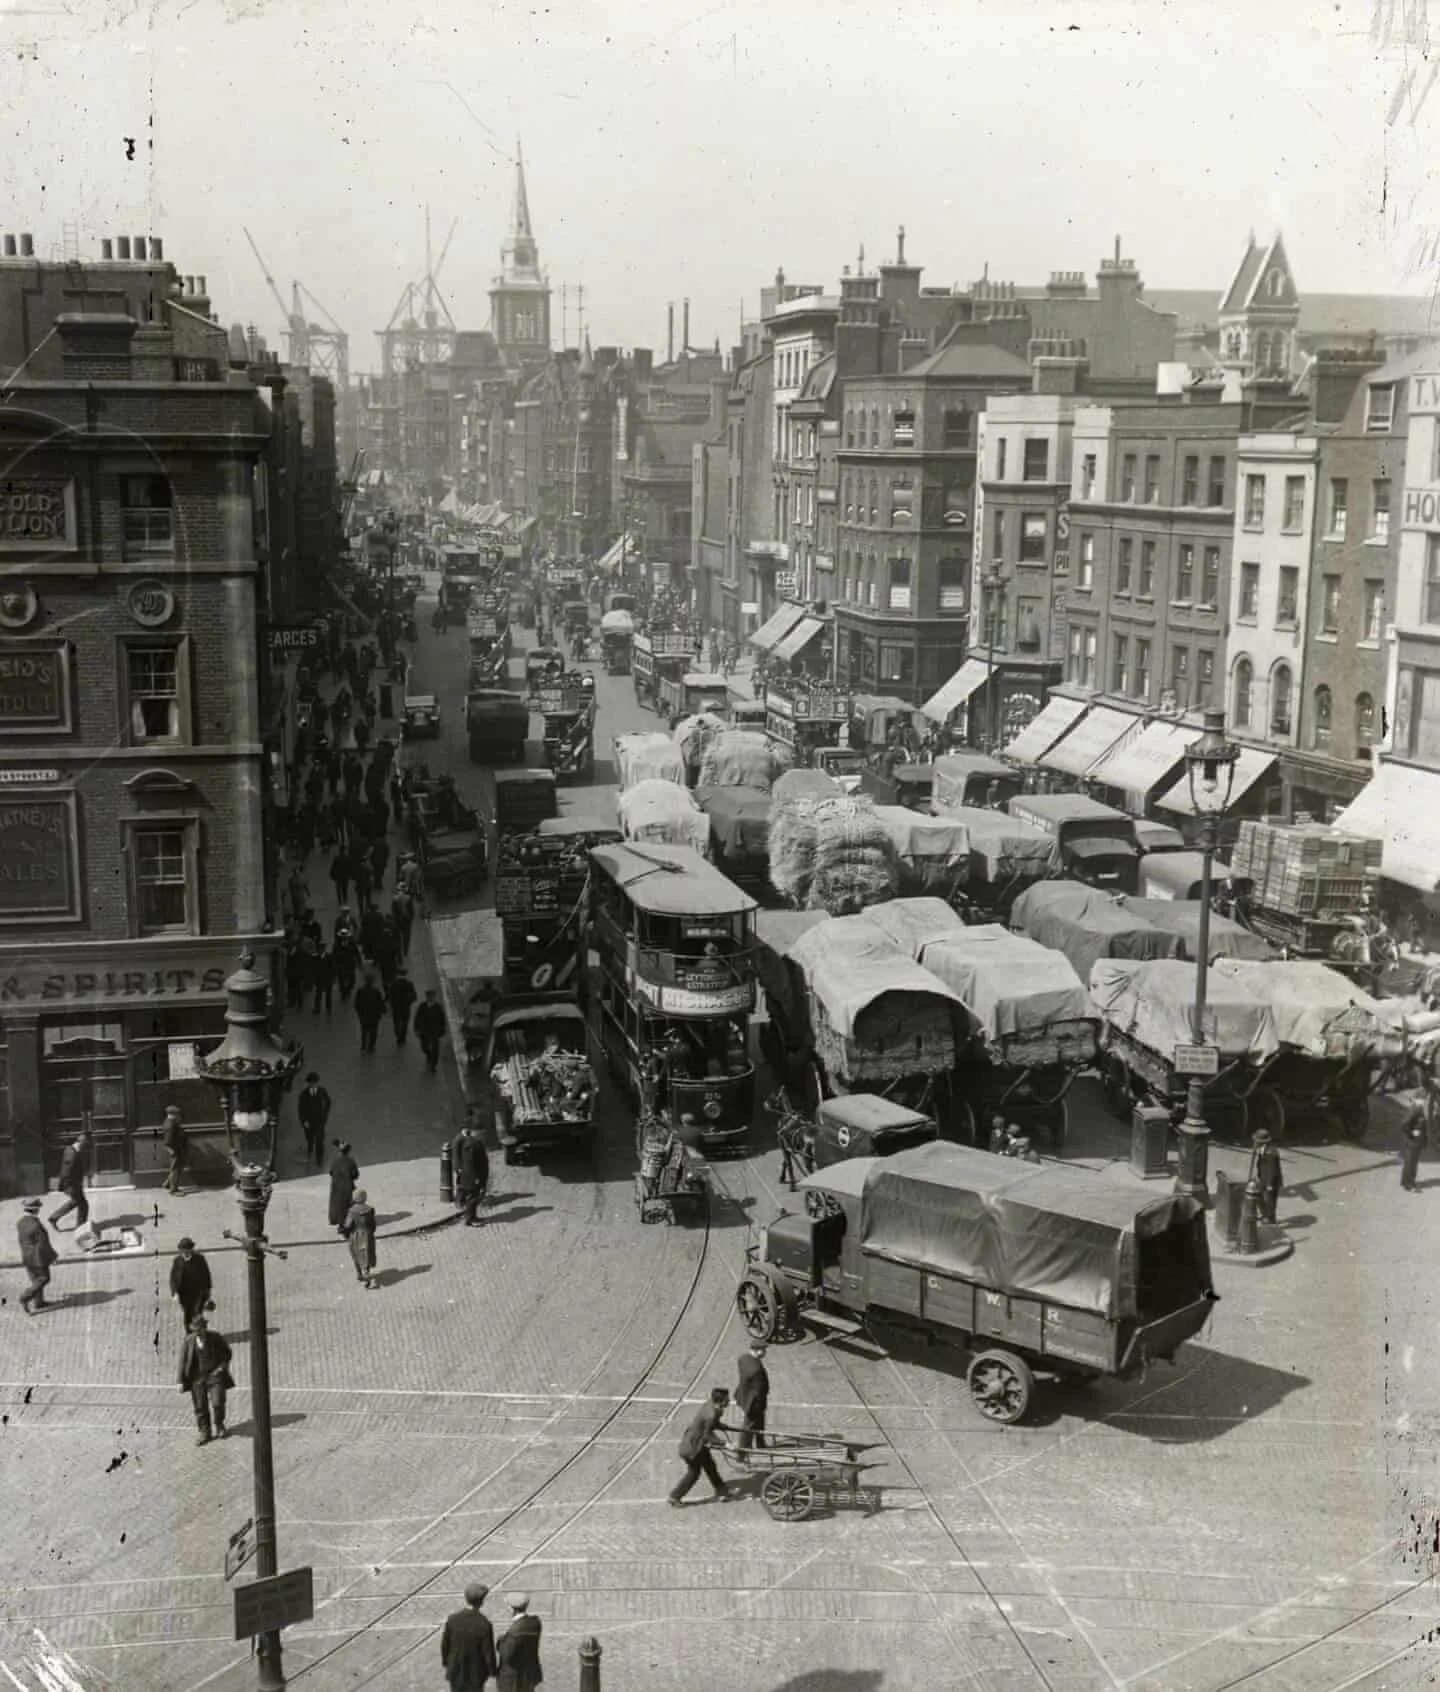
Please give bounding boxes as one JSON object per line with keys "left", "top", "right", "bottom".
{"left": 0, "top": 641, "right": 72, "bottom": 733}
{"left": 0, "top": 791, "right": 80, "bottom": 920}
{"left": 0, "top": 479, "right": 77, "bottom": 552}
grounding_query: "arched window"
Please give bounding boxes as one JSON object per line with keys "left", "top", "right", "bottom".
{"left": 1233, "top": 658, "right": 1253, "bottom": 729}
{"left": 1312, "top": 684, "right": 1332, "bottom": 748}
{"left": 1356, "top": 691, "right": 1376, "bottom": 752}
{"left": 1253, "top": 332, "right": 1270, "bottom": 370}
{"left": 1271, "top": 663, "right": 1293, "bottom": 736}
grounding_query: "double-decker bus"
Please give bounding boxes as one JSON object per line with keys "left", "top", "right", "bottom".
{"left": 589, "top": 842, "right": 757, "bottom": 1153}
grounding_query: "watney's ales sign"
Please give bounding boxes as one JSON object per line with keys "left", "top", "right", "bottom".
{"left": 0, "top": 480, "right": 77, "bottom": 550}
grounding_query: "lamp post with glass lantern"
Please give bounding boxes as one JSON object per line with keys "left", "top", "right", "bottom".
{"left": 197, "top": 951, "right": 303, "bottom": 1692}
{"left": 1173, "top": 710, "right": 1239, "bottom": 1203}
{"left": 981, "top": 564, "right": 1008, "bottom": 752}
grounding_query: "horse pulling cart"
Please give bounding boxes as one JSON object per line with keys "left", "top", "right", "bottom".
{"left": 722, "top": 1431, "right": 880, "bottom": 1521}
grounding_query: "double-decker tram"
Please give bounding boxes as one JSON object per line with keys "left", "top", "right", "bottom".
{"left": 589, "top": 842, "right": 758, "bottom": 1153}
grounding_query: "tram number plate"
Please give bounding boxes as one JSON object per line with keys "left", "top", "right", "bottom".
{"left": 1173, "top": 1044, "right": 1219, "bottom": 1076}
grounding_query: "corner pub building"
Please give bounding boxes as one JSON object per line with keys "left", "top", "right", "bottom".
{"left": 0, "top": 235, "right": 282, "bottom": 1196}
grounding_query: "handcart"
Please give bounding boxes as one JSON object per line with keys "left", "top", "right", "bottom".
{"left": 721, "top": 1430, "right": 881, "bottom": 1521}
{"left": 634, "top": 1115, "right": 709, "bottom": 1224}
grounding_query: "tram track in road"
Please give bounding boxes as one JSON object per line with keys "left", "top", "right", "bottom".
{"left": 302, "top": 1159, "right": 773, "bottom": 1692}
{"left": 187, "top": 1160, "right": 752, "bottom": 1692}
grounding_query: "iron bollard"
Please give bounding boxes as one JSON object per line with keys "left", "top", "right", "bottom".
{"left": 578, "top": 1636, "right": 602, "bottom": 1692}
{"left": 439, "top": 1139, "right": 454, "bottom": 1204}
{"left": 1236, "top": 1171, "right": 1260, "bottom": 1255}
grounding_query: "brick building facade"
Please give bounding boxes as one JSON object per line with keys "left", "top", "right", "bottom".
{"left": 0, "top": 239, "right": 283, "bottom": 1196}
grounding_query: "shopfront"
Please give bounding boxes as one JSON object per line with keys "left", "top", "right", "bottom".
{"left": 0, "top": 934, "right": 283, "bottom": 1195}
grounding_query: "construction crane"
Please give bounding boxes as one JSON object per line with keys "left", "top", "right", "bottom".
{"left": 242, "top": 227, "right": 351, "bottom": 394}
{"left": 377, "top": 209, "right": 459, "bottom": 375}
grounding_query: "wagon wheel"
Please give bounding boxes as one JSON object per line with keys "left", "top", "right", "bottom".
{"left": 966, "top": 1349, "right": 1035, "bottom": 1425}
{"left": 804, "top": 1188, "right": 841, "bottom": 1221}
{"left": 1101, "top": 1055, "right": 1133, "bottom": 1121}
{"left": 736, "top": 1274, "right": 779, "bottom": 1341}
{"left": 1241, "top": 1085, "right": 1286, "bottom": 1144}
{"left": 761, "top": 1470, "right": 816, "bottom": 1522}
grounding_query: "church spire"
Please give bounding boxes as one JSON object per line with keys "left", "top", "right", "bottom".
{"left": 512, "top": 139, "right": 533, "bottom": 243}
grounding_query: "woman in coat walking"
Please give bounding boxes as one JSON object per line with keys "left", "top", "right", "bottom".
{"left": 344, "top": 1188, "right": 377, "bottom": 1288}
{"left": 328, "top": 1141, "right": 359, "bottom": 1235}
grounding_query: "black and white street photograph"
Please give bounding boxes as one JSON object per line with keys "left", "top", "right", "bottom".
{"left": 1, "top": 2, "right": 1439, "bottom": 1687}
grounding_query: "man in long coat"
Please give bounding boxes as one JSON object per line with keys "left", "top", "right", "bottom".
{"left": 496, "top": 1594, "right": 543, "bottom": 1692}
{"left": 169, "top": 1237, "right": 213, "bottom": 1329}
{"left": 453, "top": 1118, "right": 490, "bottom": 1227}
{"left": 735, "top": 1341, "right": 769, "bottom": 1451}
{"left": 17, "top": 1198, "right": 57, "bottom": 1313}
{"left": 440, "top": 1582, "right": 498, "bottom": 1691}
{"left": 297, "top": 1072, "right": 333, "bottom": 1167}
{"left": 328, "top": 1141, "right": 359, "bottom": 1232}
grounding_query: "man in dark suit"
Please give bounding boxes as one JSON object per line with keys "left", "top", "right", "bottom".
{"left": 496, "top": 1593, "right": 542, "bottom": 1692}
{"left": 440, "top": 1582, "right": 498, "bottom": 1691}
{"left": 169, "top": 1237, "right": 213, "bottom": 1329}
{"left": 49, "top": 1131, "right": 92, "bottom": 1230}
{"left": 297, "top": 1072, "right": 332, "bottom": 1167}
{"left": 453, "top": 1117, "right": 490, "bottom": 1227}
{"left": 735, "top": 1341, "right": 769, "bottom": 1451}
{"left": 177, "top": 1314, "right": 234, "bottom": 1446}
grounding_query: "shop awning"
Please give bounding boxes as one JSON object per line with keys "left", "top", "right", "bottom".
{"left": 595, "top": 532, "right": 636, "bottom": 574}
{"left": 1331, "top": 759, "right": 1440, "bottom": 892}
{"left": 1155, "top": 745, "right": 1278, "bottom": 817}
{"left": 1001, "top": 695, "right": 1088, "bottom": 766}
{"left": 773, "top": 615, "right": 826, "bottom": 664}
{"left": 1040, "top": 706, "right": 1139, "bottom": 778}
{"left": 1088, "top": 717, "right": 1197, "bottom": 800}
{"left": 749, "top": 601, "right": 808, "bottom": 652}
{"left": 921, "top": 658, "right": 991, "bottom": 724}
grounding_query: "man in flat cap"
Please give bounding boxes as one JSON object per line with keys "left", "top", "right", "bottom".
{"left": 496, "top": 1594, "right": 543, "bottom": 1692}
{"left": 440, "top": 1581, "right": 498, "bottom": 1691}
{"left": 16, "top": 1198, "right": 57, "bottom": 1314}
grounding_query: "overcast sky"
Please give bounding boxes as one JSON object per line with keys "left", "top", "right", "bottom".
{"left": 3, "top": 0, "right": 1438, "bottom": 369}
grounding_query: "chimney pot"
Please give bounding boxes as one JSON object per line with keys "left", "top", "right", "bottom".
{"left": 133, "top": 234, "right": 145, "bottom": 260}
{"left": 117, "top": 237, "right": 131, "bottom": 260}
{"left": 198, "top": 275, "right": 206, "bottom": 295}
{"left": 101, "top": 238, "right": 113, "bottom": 260}
{"left": 2, "top": 236, "right": 14, "bottom": 258}
{"left": 19, "top": 234, "right": 33, "bottom": 257}
{"left": 149, "top": 237, "right": 163, "bottom": 260}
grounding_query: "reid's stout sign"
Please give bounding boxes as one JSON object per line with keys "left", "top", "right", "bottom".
{"left": 0, "top": 643, "right": 70, "bottom": 730}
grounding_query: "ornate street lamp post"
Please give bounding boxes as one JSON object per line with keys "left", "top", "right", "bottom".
{"left": 982, "top": 564, "right": 1008, "bottom": 753}
{"left": 1174, "top": 710, "right": 1239, "bottom": 1203}
{"left": 197, "top": 952, "right": 303, "bottom": 1691}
